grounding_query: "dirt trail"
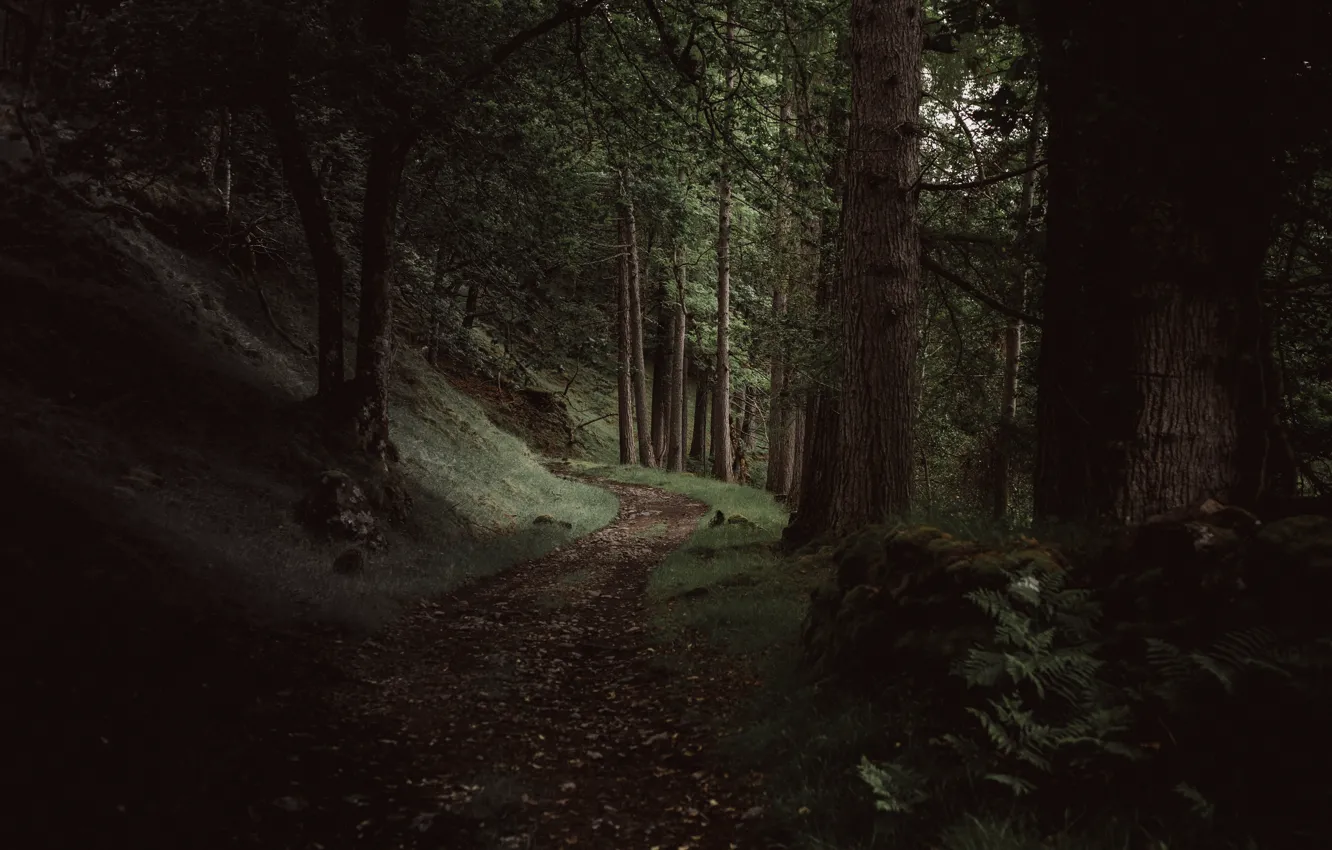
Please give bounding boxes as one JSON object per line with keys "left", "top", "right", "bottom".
{"left": 302, "top": 479, "right": 766, "bottom": 849}
{"left": 9, "top": 475, "right": 769, "bottom": 850}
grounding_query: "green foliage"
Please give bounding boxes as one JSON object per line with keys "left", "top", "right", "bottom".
{"left": 851, "top": 549, "right": 1332, "bottom": 850}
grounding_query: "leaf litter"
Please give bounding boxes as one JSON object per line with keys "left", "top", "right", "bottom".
{"left": 274, "top": 479, "right": 769, "bottom": 849}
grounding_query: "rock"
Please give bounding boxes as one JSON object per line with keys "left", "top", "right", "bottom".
{"left": 297, "top": 469, "right": 380, "bottom": 543}
{"left": 333, "top": 547, "right": 366, "bottom": 575}
{"left": 534, "top": 514, "right": 556, "bottom": 525}
{"left": 725, "top": 513, "right": 758, "bottom": 529}
{"left": 709, "top": 510, "right": 726, "bottom": 528}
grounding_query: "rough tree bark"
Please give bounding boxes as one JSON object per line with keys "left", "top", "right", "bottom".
{"left": 619, "top": 179, "right": 656, "bottom": 467}
{"left": 829, "top": 0, "right": 922, "bottom": 532}
{"left": 1033, "top": 0, "right": 1284, "bottom": 522}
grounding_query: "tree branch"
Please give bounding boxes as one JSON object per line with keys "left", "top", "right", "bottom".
{"left": 921, "top": 254, "right": 1043, "bottom": 326}
{"left": 453, "top": 0, "right": 607, "bottom": 95}
{"left": 919, "top": 159, "right": 1047, "bottom": 192}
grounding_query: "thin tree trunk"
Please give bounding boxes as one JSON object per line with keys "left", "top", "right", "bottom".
{"left": 788, "top": 407, "right": 806, "bottom": 506}
{"left": 668, "top": 249, "right": 689, "bottom": 472}
{"left": 214, "top": 107, "right": 233, "bottom": 218}
{"left": 616, "top": 226, "right": 635, "bottom": 464}
{"left": 830, "top": 0, "right": 922, "bottom": 531}
{"left": 711, "top": 8, "right": 736, "bottom": 482}
{"left": 766, "top": 92, "right": 795, "bottom": 497}
{"left": 263, "top": 89, "right": 347, "bottom": 400}
{"left": 992, "top": 110, "right": 1041, "bottom": 520}
{"left": 620, "top": 178, "right": 656, "bottom": 467}
{"left": 690, "top": 374, "right": 709, "bottom": 462}
{"left": 650, "top": 282, "right": 671, "bottom": 462}
{"left": 351, "top": 127, "right": 412, "bottom": 458}
{"left": 462, "top": 283, "right": 482, "bottom": 329}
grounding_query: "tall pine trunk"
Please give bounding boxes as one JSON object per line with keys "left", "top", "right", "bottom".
{"left": 711, "top": 9, "right": 737, "bottom": 482}
{"left": 650, "top": 281, "right": 671, "bottom": 462}
{"left": 619, "top": 181, "right": 656, "bottom": 468}
{"left": 830, "top": 0, "right": 922, "bottom": 532}
{"left": 690, "top": 372, "right": 709, "bottom": 462}
{"left": 1033, "top": 0, "right": 1281, "bottom": 522}
{"left": 615, "top": 224, "right": 635, "bottom": 464}
{"left": 668, "top": 249, "right": 689, "bottom": 472}
{"left": 766, "top": 93, "right": 795, "bottom": 497}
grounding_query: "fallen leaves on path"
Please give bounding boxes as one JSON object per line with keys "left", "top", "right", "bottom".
{"left": 276, "top": 480, "right": 768, "bottom": 849}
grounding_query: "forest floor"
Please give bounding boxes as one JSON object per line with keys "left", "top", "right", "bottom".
{"left": 10, "top": 473, "right": 773, "bottom": 850}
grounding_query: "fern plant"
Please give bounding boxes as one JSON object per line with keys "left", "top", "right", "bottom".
{"left": 862, "top": 562, "right": 1142, "bottom": 818}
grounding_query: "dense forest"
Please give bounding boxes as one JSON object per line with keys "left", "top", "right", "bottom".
{"left": 4, "top": 0, "right": 1332, "bottom": 848}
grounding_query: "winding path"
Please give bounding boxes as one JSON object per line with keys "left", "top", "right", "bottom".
{"left": 253, "top": 480, "right": 767, "bottom": 849}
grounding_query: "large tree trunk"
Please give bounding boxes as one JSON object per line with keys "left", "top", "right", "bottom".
{"left": 616, "top": 228, "right": 635, "bottom": 464}
{"left": 829, "top": 0, "right": 922, "bottom": 532}
{"left": 1033, "top": 0, "right": 1282, "bottom": 523}
{"left": 263, "top": 89, "right": 346, "bottom": 400}
{"left": 620, "top": 179, "right": 656, "bottom": 468}
{"left": 992, "top": 113, "right": 1041, "bottom": 520}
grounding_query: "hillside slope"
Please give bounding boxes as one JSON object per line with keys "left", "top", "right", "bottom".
{"left": 0, "top": 178, "right": 618, "bottom": 630}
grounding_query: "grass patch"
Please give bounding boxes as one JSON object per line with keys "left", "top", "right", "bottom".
{"left": 572, "top": 463, "right": 918, "bottom": 849}
{"left": 572, "top": 462, "right": 803, "bottom": 654}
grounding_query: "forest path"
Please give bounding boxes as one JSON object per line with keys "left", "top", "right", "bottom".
{"left": 285, "top": 478, "right": 768, "bottom": 850}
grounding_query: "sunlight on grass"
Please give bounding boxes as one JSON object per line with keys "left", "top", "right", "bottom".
{"left": 571, "top": 461, "right": 806, "bottom": 655}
